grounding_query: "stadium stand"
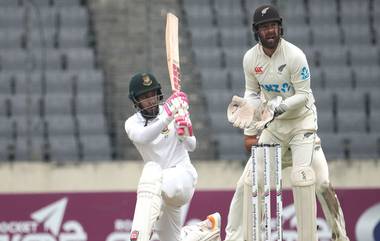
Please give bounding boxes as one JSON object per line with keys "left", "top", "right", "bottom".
{"left": 0, "top": 0, "right": 111, "bottom": 162}
{"left": 183, "top": 0, "right": 380, "bottom": 161}
{"left": 87, "top": 0, "right": 217, "bottom": 160}
{"left": 3, "top": 0, "right": 377, "bottom": 162}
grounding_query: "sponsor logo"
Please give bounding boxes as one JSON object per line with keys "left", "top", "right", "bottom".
{"left": 0, "top": 197, "right": 88, "bottom": 240}
{"left": 278, "top": 204, "right": 331, "bottom": 240}
{"left": 255, "top": 66, "right": 264, "bottom": 74}
{"left": 355, "top": 202, "right": 380, "bottom": 241}
{"left": 105, "top": 219, "right": 134, "bottom": 241}
{"left": 260, "top": 82, "right": 291, "bottom": 93}
{"left": 300, "top": 66, "right": 310, "bottom": 80}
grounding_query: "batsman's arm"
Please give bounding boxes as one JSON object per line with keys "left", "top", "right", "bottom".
{"left": 182, "top": 136, "right": 196, "bottom": 152}
{"left": 125, "top": 118, "right": 167, "bottom": 144}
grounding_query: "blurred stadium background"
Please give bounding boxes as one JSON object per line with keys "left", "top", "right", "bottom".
{"left": 0, "top": 0, "right": 379, "bottom": 162}
{"left": 0, "top": 0, "right": 379, "bottom": 240}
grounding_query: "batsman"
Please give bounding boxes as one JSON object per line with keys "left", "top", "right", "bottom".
{"left": 225, "top": 4, "right": 349, "bottom": 241}
{"left": 125, "top": 72, "right": 221, "bottom": 241}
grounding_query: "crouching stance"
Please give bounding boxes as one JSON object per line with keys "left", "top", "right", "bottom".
{"left": 125, "top": 73, "right": 221, "bottom": 241}
{"left": 225, "top": 4, "right": 349, "bottom": 240}
{"left": 224, "top": 134, "right": 349, "bottom": 241}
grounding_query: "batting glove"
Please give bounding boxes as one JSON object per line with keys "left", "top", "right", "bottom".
{"left": 174, "top": 114, "right": 193, "bottom": 141}
{"left": 161, "top": 91, "right": 189, "bottom": 124}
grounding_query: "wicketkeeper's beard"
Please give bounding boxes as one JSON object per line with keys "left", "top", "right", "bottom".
{"left": 259, "top": 34, "right": 280, "bottom": 50}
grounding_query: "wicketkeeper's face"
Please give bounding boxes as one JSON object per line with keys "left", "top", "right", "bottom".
{"left": 136, "top": 90, "right": 161, "bottom": 118}
{"left": 257, "top": 21, "right": 281, "bottom": 49}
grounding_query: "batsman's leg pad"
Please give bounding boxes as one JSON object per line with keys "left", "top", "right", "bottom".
{"left": 290, "top": 166, "right": 317, "bottom": 241}
{"left": 316, "top": 182, "right": 350, "bottom": 241}
{"left": 131, "top": 162, "right": 163, "bottom": 241}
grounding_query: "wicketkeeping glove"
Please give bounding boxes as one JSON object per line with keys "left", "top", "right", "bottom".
{"left": 227, "top": 95, "right": 259, "bottom": 129}
{"left": 253, "top": 96, "right": 284, "bottom": 130}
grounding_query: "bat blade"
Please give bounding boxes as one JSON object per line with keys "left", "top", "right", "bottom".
{"left": 165, "top": 13, "right": 186, "bottom": 136}
{"left": 165, "top": 12, "right": 181, "bottom": 92}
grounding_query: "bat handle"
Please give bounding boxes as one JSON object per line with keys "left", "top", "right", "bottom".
{"left": 177, "top": 128, "right": 185, "bottom": 135}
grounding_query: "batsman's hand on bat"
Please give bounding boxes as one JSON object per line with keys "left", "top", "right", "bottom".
{"left": 161, "top": 91, "right": 189, "bottom": 124}
{"left": 174, "top": 113, "right": 193, "bottom": 142}
{"left": 253, "top": 96, "right": 284, "bottom": 130}
{"left": 227, "top": 95, "right": 259, "bottom": 129}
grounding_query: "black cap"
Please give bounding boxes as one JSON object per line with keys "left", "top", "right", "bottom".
{"left": 253, "top": 4, "right": 282, "bottom": 30}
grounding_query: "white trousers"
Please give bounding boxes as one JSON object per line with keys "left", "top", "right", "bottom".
{"left": 224, "top": 137, "right": 349, "bottom": 241}
{"left": 156, "top": 165, "right": 197, "bottom": 241}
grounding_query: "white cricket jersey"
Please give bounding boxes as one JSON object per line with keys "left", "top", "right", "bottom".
{"left": 125, "top": 106, "right": 196, "bottom": 169}
{"left": 243, "top": 38, "right": 317, "bottom": 135}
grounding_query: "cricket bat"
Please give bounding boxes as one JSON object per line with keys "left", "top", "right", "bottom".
{"left": 165, "top": 12, "right": 185, "bottom": 135}
{"left": 166, "top": 12, "right": 181, "bottom": 92}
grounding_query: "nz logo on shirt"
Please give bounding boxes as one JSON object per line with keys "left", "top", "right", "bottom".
{"left": 278, "top": 64, "right": 286, "bottom": 73}
{"left": 300, "top": 66, "right": 310, "bottom": 80}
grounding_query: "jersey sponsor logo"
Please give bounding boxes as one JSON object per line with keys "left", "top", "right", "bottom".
{"left": 300, "top": 66, "right": 310, "bottom": 80}
{"left": 255, "top": 66, "right": 264, "bottom": 74}
{"left": 260, "top": 83, "right": 291, "bottom": 93}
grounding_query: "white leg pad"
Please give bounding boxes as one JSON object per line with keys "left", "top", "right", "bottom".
{"left": 243, "top": 179, "right": 252, "bottom": 241}
{"left": 131, "top": 162, "right": 163, "bottom": 241}
{"left": 290, "top": 166, "right": 317, "bottom": 241}
{"left": 224, "top": 175, "right": 245, "bottom": 241}
{"left": 316, "top": 183, "right": 349, "bottom": 241}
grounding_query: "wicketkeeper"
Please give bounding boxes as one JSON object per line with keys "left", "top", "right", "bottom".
{"left": 125, "top": 72, "right": 221, "bottom": 241}
{"left": 225, "top": 4, "right": 349, "bottom": 241}
{"left": 225, "top": 115, "right": 350, "bottom": 241}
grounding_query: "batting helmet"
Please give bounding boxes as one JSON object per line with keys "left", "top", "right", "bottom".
{"left": 128, "top": 72, "right": 163, "bottom": 104}
{"left": 252, "top": 4, "right": 283, "bottom": 41}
